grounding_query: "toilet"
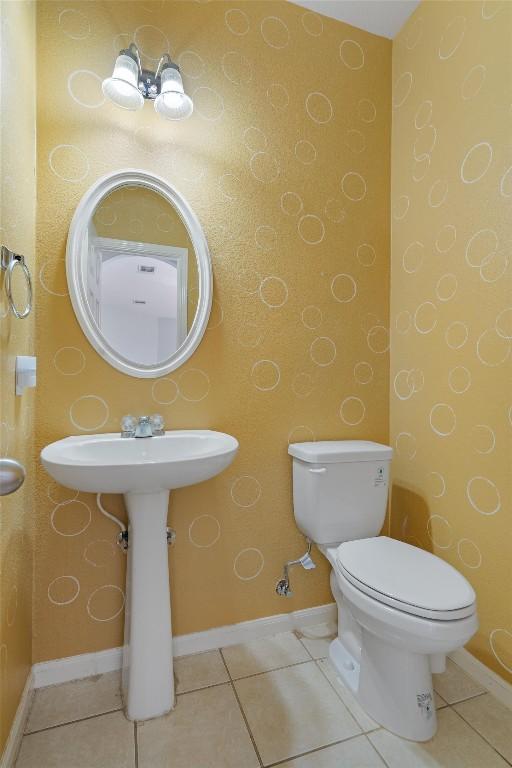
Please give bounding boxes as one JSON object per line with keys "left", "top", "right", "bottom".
{"left": 289, "top": 440, "right": 478, "bottom": 742}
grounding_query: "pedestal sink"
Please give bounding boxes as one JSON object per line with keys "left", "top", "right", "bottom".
{"left": 41, "top": 430, "right": 238, "bottom": 721}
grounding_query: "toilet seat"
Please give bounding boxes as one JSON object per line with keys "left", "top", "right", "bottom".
{"left": 335, "top": 536, "right": 476, "bottom": 621}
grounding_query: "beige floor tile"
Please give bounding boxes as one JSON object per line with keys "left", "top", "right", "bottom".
{"left": 277, "top": 735, "right": 386, "bottom": 767}
{"left": 316, "top": 658, "right": 379, "bottom": 733}
{"left": 433, "top": 658, "right": 486, "bottom": 704}
{"left": 174, "top": 650, "right": 229, "bottom": 694}
{"left": 296, "top": 622, "right": 337, "bottom": 660}
{"left": 137, "top": 682, "right": 259, "bottom": 768}
{"left": 222, "top": 631, "right": 310, "bottom": 679}
{"left": 454, "top": 693, "right": 512, "bottom": 763}
{"left": 368, "top": 707, "right": 508, "bottom": 768}
{"left": 16, "top": 711, "right": 135, "bottom": 768}
{"left": 234, "top": 660, "right": 361, "bottom": 766}
{"left": 25, "top": 672, "right": 122, "bottom": 733}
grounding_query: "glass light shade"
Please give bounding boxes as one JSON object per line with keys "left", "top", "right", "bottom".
{"left": 154, "top": 66, "right": 193, "bottom": 120}
{"left": 102, "top": 54, "right": 144, "bottom": 111}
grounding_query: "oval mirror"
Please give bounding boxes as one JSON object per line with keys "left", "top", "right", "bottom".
{"left": 66, "top": 170, "right": 212, "bottom": 378}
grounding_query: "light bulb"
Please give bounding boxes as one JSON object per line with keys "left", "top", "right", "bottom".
{"left": 154, "top": 65, "right": 193, "bottom": 120}
{"left": 102, "top": 53, "right": 143, "bottom": 111}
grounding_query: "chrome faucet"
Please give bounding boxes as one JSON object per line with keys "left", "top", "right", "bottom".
{"left": 135, "top": 416, "right": 153, "bottom": 438}
{"left": 121, "top": 414, "right": 165, "bottom": 438}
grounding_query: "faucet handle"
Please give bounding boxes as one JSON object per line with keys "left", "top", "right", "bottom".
{"left": 150, "top": 413, "right": 165, "bottom": 436}
{"left": 121, "top": 414, "right": 136, "bottom": 437}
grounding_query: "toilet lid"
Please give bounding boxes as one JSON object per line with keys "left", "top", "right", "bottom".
{"left": 335, "top": 537, "right": 476, "bottom": 620}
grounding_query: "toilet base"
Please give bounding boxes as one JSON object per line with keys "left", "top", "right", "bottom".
{"left": 329, "top": 637, "right": 360, "bottom": 694}
{"left": 329, "top": 632, "right": 437, "bottom": 742}
{"left": 321, "top": 547, "right": 476, "bottom": 742}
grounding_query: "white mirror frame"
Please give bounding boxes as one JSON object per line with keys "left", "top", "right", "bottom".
{"left": 66, "top": 169, "right": 212, "bottom": 378}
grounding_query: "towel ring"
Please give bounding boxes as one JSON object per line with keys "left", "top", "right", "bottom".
{"left": 1, "top": 245, "right": 33, "bottom": 319}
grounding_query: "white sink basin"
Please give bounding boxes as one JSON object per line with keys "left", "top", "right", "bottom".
{"left": 41, "top": 430, "right": 238, "bottom": 493}
{"left": 40, "top": 428, "right": 238, "bottom": 723}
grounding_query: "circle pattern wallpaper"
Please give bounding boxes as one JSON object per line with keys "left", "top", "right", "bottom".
{"left": 34, "top": 0, "right": 391, "bottom": 663}
{"left": 390, "top": 0, "right": 511, "bottom": 680}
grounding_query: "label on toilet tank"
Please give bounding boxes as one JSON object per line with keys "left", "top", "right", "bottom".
{"left": 416, "top": 692, "right": 433, "bottom": 719}
{"left": 373, "top": 466, "right": 386, "bottom": 487}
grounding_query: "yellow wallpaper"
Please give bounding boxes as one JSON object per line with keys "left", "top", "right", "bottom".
{"left": 0, "top": 0, "right": 36, "bottom": 754}
{"left": 390, "top": 1, "right": 512, "bottom": 682}
{"left": 34, "top": 1, "right": 391, "bottom": 663}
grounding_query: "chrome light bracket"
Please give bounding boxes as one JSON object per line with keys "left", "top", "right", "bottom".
{"left": 138, "top": 69, "right": 160, "bottom": 100}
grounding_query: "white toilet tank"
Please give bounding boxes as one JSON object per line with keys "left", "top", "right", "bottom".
{"left": 288, "top": 441, "right": 393, "bottom": 546}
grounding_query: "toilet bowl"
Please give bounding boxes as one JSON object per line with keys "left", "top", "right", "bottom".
{"left": 288, "top": 440, "right": 478, "bottom": 742}
{"left": 322, "top": 537, "right": 477, "bottom": 741}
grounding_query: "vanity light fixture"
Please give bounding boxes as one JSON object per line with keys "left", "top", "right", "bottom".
{"left": 102, "top": 43, "right": 193, "bottom": 120}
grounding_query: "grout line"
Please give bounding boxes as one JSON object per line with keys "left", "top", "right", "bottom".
{"left": 446, "top": 691, "right": 492, "bottom": 707}
{"left": 219, "top": 649, "right": 264, "bottom": 768}
{"left": 449, "top": 703, "right": 512, "bottom": 767}
{"left": 224, "top": 658, "right": 316, "bottom": 684}
{"left": 23, "top": 707, "right": 124, "bottom": 736}
{"left": 178, "top": 645, "right": 316, "bottom": 687}
{"left": 436, "top": 690, "right": 488, "bottom": 707}
{"left": 23, "top": 689, "right": 37, "bottom": 736}
{"left": 434, "top": 690, "right": 448, "bottom": 708}
{"left": 364, "top": 731, "right": 392, "bottom": 768}
{"left": 134, "top": 722, "right": 139, "bottom": 768}
{"left": 175, "top": 678, "right": 232, "bottom": 697}
{"left": 264, "top": 732, "right": 371, "bottom": 768}
{"left": 230, "top": 681, "right": 264, "bottom": 768}
{"left": 312, "top": 659, "right": 374, "bottom": 733}
{"left": 218, "top": 647, "right": 234, "bottom": 682}
{"left": 293, "top": 629, "right": 316, "bottom": 660}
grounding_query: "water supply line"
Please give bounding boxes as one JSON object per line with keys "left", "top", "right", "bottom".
{"left": 96, "top": 493, "right": 128, "bottom": 550}
{"left": 95, "top": 493, "right": 176, "bottom": 551}
{"left": 276, "top": 538, "right": 316, "bottom": 597}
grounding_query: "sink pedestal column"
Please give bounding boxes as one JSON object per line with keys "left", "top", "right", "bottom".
{"left": 122, "top": 489, "right": 174, "bottom": 721}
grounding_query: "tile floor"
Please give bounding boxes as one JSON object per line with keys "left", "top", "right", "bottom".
{"left": 16, "top": 625, "right": 512, "bottom": 768}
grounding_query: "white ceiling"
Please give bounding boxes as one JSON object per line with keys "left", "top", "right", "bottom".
{"left": 291, "top": 0, "right": 421, "bottom": 39}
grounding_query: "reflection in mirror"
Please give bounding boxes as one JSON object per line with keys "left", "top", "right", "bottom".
{"left": 86, "top": 186, "right": 199, "bottom": 366}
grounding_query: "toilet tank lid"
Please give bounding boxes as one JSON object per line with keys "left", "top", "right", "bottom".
{"left": 288, "top": 440, "right": 393, "bottom": 463}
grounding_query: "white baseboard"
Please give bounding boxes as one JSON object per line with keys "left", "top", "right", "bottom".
{"left": 449, "top": 648, "right": 512, "bottom": 710}
{"left": 30, "top": 607, "right": 511, "bottom": 713}
{"left": 0, "top": 670, "right": 34, "bottom": 768}
{"left": 33, "top": 646, "right": 124, "bottom": 689}
{"left": 173, "top": 602, "right": 337, "bottom": 657}
{"left": 33, "top": 603, "right": 337, "bottom": 689}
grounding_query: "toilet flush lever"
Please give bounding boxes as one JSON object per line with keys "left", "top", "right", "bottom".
{"left": 309, "top": 467, "right": 326, "bottom": 474}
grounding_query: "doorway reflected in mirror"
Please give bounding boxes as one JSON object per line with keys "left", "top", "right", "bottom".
{"left": 88, "top": 186, "right": 199, "bottom": 365}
